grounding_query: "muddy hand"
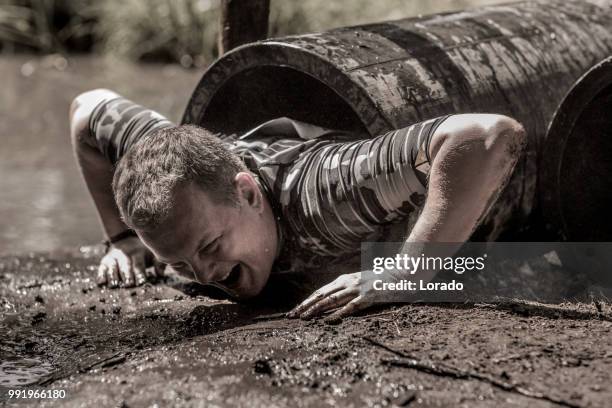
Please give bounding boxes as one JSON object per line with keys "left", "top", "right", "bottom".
{"left": 287, "top": 272, "right": 374, "bottom": 321}
{"left": 97, "top": 235, "right": 153, "bottom": 288}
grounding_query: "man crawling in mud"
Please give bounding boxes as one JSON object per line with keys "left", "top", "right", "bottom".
{"left": 70, "top": 88, "right": 526, "bottom": 320}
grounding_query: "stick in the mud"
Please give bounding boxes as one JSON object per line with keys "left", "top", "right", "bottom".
{"left": 383, "top": 358, "right": 580, "bottom": 408}
{"left": 475, "top": 298, "right": 612, "bottom": 322}
{"left": 362, "top": 336, "right": 418, "bottom": 359}
{"left": 252, "top": 311, "right": 288, "bottom": 321}
{"left": 363, "top": 336, "right": 581, "bottom": 408}
{"left": 38, "top": 352, "right": 127, "bottom": 386}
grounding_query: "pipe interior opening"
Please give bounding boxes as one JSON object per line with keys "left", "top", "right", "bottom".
{"left": 560, "top": 84, "right": 612, "bottom": 241}
{"left": 199, "top": 66, "right": 369, "bottom": 135}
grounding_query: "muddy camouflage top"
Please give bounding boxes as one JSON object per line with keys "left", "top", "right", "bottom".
{"left": 90, "top": 97, "right": 449, "bottom": 274}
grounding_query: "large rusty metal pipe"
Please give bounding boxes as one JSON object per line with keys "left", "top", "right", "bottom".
{"left": 541, "top": 56, "right": 612, "bottom": 241}
{"left": 183, "top": 0, "right": 612, "bottom": 241}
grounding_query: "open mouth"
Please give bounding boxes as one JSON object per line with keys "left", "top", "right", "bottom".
{"left": 218, "top": 263, "right": 242, "bottom": 287}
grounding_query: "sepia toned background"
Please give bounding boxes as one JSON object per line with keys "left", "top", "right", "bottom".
{"left": 0, "top": 0, "right": 516, "bottom": 255}
{"left": 3, "top": 4, "right": 612, "bottom": 407}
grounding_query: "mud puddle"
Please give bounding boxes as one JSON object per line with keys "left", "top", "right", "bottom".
{"left": 1, "top": 248, "right": 612, "bottom": 407}
{"left": 0, "top": 359, "right": 54, "bottom": 387}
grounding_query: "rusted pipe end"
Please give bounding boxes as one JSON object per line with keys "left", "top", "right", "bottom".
{"left": 183, "top": 0, "right": 612, "bottom": 240}
{"left": 541, "top": 56, "right": 612, "bottom": 241}
{"left": 182, "top": 42, "right": 386, "bottom": 136}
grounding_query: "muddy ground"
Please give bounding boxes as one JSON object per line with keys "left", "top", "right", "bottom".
{"left": 1, "top": 248, "right": 611, "bottom": 408}
{"left": 1, "top": 56, "right": 612, "bottom": 407}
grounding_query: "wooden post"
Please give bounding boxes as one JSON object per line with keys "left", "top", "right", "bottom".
{"left": 218, "top": 0, "right": 270, "bottom": 55}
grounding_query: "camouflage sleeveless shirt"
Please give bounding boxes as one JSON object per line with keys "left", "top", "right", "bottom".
{"left": 90, "top": 97, "right": 449, "bottom": 275}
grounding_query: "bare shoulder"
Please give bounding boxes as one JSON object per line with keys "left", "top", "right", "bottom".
{"left": 70, "top": 89, "right": 121, "bottom": 146}
{"left": 70, "top": 88, "right": 120, "bottom": 119}
{"left": 435, "top": 113, "right": 523, "bottom": 137}
{"left": 429, "top": 113, "right": 525, "bottom": 159}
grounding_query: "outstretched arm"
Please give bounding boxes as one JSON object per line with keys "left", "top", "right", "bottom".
{"left": 288, "top": 113, "right": 526, "bottom": 320}
{"left": 70, "top": 89, "right": 163, "bottom": 288}
{"left": 70, "top": 89, "right": 126, "bottom": 239}
{"left": 407, "top": 114, "right": 526, "bottom": 243}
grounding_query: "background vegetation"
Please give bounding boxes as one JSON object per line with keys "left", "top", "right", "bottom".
{"left": 0, "top": 0, "right": 505, "bottom": 67}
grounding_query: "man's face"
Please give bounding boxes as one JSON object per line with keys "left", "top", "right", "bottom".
{"left": 138, "top": 175, "right": 278, "bottom": 299}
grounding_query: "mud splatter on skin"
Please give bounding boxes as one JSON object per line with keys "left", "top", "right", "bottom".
{"left": 1, "top": 248, "right": 612, "bottom": 407}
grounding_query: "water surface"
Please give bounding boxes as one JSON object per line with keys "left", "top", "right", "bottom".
{"left": 0, "top": 56, "right": 200, "bottom": 255}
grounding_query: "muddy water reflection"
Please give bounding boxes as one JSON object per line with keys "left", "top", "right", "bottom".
{"left": 0, "top": 359, "right": 54, "bottom": 386}
{"left": 0, "top": 56, "right": 200, "bottom": 256}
